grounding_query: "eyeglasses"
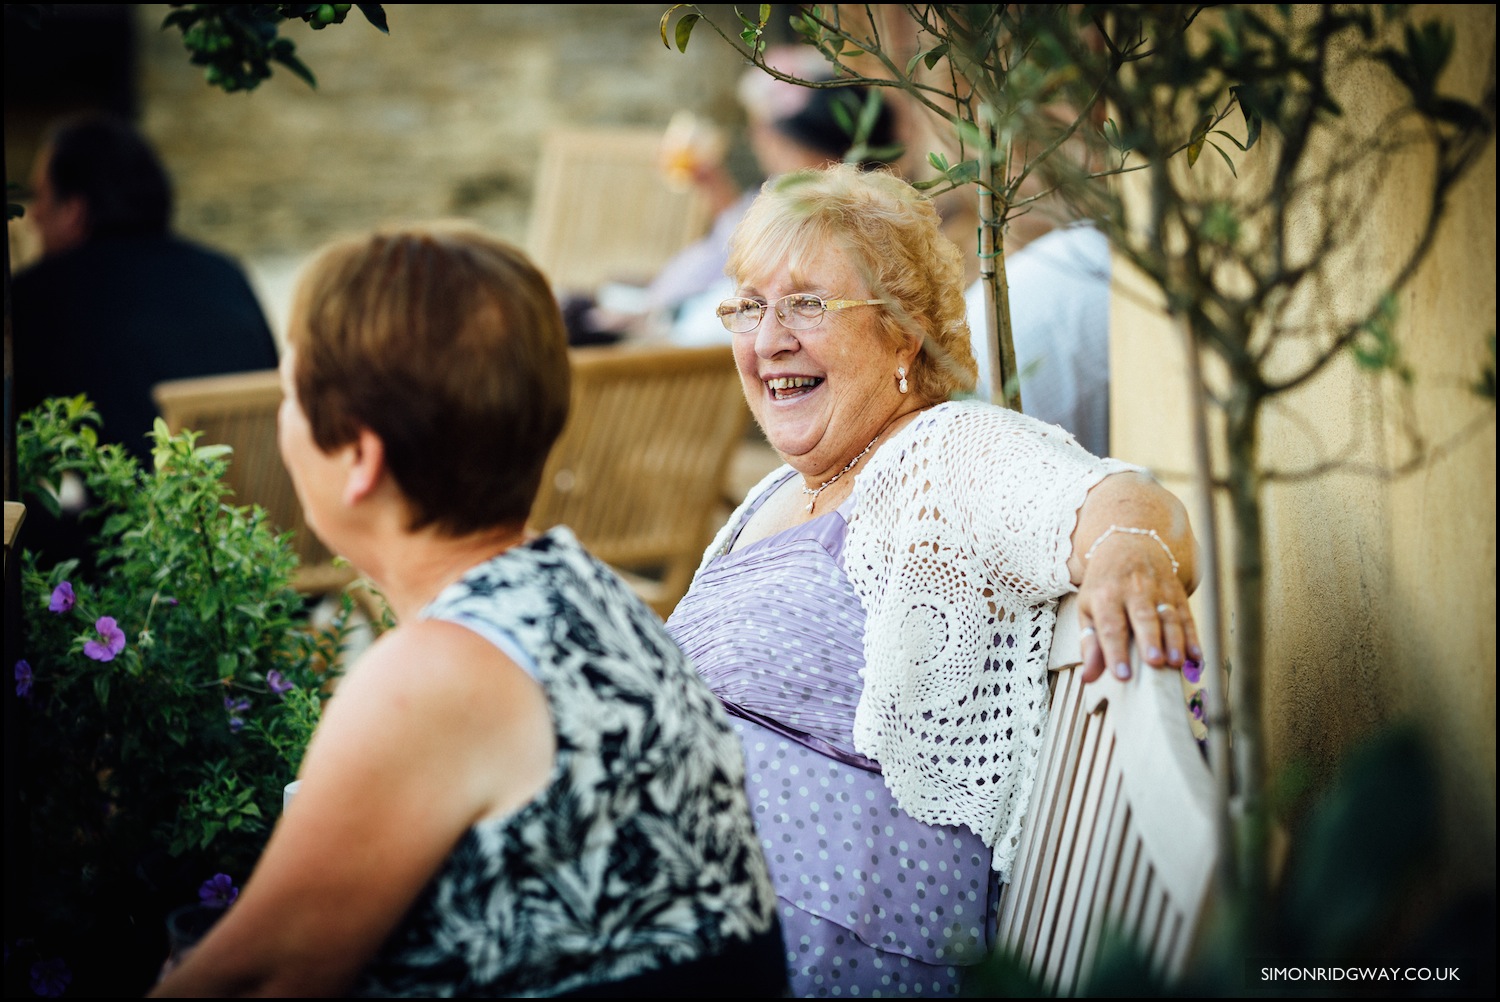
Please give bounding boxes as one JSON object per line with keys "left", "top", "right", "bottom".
{"left": 716, "top": 293, "right": 889, "bottom": 333}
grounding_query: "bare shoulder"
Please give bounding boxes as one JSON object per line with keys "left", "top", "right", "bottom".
{"left": 149, "top": 620, "right": 558, "bottom": 996}
{"left": 312, "top": 617, "right": 556, "bottom": 821}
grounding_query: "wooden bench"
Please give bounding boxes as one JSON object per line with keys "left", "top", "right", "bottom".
{"left": 995, "top": 593, "right": 1219, "bottom": 994}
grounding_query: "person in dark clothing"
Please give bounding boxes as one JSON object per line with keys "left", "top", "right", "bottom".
{"left": 11, "top": 113, "right": 280, "bottom": 564}
{"left": 13, "top": 112, "right": 280, "bottom": 461}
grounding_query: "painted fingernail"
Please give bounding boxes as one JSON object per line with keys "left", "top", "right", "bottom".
{"left": 1114, "top": 661, "right": 1132, "bottom": 680}
{"left": 1188, "top": 643, "right": 1203, "bottom": 660}
{"left": 1146, "top": 646, "right": 1163, "bottom": 662}
{"left": 1169, "top": 648, "right": 1183, "bottom": 663}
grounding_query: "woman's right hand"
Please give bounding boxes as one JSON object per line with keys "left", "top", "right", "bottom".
{"left": 1068, "top": 472, "right": 1201, "bottom": 684}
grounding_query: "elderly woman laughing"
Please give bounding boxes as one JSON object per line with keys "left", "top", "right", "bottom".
{"left": 665, "top": 164, "right": 1200, "bottom": 997}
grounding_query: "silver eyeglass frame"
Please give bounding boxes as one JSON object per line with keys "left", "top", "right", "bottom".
{"left": 716, "top": 294, "right": 889, "bottom": 333}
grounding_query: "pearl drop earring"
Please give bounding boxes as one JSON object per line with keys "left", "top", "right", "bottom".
{"left": 897, "top": 366, "right": 909, "bottom": 394}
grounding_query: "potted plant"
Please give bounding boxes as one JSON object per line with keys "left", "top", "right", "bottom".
{"left": 7, "top": 396, "right": 357, "bottom": 996}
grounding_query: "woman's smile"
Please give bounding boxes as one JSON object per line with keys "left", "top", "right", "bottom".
{"left": 763, "top": 374, "right": 824, "bottom": 400}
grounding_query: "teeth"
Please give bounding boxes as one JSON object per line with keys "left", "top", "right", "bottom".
{"left": 766, "top": 376, "right": 820, "bottom": 391}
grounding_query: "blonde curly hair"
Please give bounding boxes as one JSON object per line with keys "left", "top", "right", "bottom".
{"left": 725, "top": 164, "right": 978, "bottom": 401}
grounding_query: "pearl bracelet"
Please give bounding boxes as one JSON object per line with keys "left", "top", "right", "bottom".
{"left": 1083, "top": 524, "right": 1180, "bottom": 575}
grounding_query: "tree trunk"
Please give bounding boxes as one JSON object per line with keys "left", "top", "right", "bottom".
{"left": 1225, "top": 384, "right": 1269, "bottom": 903}
{"left": 1181, "top": 321, "right": 1238, "bottom": 899}
{"left": 977, "top": 107, "right": 1021, "bottom": 412}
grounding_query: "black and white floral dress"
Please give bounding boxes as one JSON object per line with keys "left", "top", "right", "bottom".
{"left": 353, "top": 528, "right": 784, "bottom": 998}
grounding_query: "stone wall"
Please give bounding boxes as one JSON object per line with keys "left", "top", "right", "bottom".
{"left": 9, "top": 4, "right": 768, "bottom": 338}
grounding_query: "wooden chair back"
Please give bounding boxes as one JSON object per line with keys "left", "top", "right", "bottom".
{"left": 4, "top": 501, "right": 26, "bottom": 572}
{"left": 996, "top": 594, "right": 1218, "bottom": 995}
{"left": 151, "top": 370, "right": 354, "bottom": 597}
{"left": 524, "top": 126, "right": 715, "bottom": 297}
{"left": 529, "top": 343, "right": 748, "bottom": 619}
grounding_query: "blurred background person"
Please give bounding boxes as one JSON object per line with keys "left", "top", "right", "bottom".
{"left": 566, "top": 44, "right": 901, "bottom": 347}
{"left": 11, "top": 112, "right": 280, "bottom": 564}
{"left": 965, "top": 218, "right": 1111, "bottom": 456}
{"left": 12, "top": 112, "right": 279, "bottom": 463}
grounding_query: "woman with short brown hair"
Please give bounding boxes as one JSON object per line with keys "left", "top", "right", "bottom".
{"left": 153, "top": 224, "right": 785, "bottom": 997}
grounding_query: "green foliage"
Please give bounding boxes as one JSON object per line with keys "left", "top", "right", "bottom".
{"left": 13, "top": 397, "right": 354, "bottom": 941}
{"left": 1350, "top": 295, "right": 1413, "bottom": 384}
{"left": 161, "top": 3, "right": 388, "bottom": 92}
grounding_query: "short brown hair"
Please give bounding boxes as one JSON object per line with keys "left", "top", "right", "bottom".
{"left": 725, "top": 164, "right": 977, "bottom": 401}
{"left": 287, "top": 223, "right": 570, "bottom": 535}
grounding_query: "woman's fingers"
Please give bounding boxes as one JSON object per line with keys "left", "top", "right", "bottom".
{"left": 1150, "top": 601, "right": 1186, "bottom": 667}
{"left": 1077, "top": 574, "right": 1200, "bottom": 682}
{"left": 1075, "top": 527, "right": 1206, "bottom": 684}
{"left": 1079, "top": 597, "right": 1135, "bottom": 683}
{"left": 1079, "top": 622, "right": 1102, "bottom": 682}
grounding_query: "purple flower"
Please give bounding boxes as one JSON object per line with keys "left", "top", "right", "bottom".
{"left": 199, "top": 873, "right": 239, "bottom": 909}
{"left": 83, "top": 616, "right": 127, "bottom": 662}
{"left": 30, "top": 957, "right": 71, "bottom": 997}
{"left": 48, "top": 582, "right": 75, "bottom": 614}
{"left": 1181, "top": 657, "right": 1202, "bottom": 685}
{"left": 224, "top": 695, "right": 251, "bottom": 734}
{"left": 1189, "top": 691, "right": 1205, "bottom": 722}
{"left": 15, "top": 660, "right": 33, "bottom": 699}
{"left": 266, "top": 670, "right": 294, "bottom": 697}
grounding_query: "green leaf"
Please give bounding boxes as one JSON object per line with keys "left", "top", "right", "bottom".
{"left": 354, "top": 3, "right": 388, "bottom": 33}
{"left": 675, "top": 11, "right": 700, "bottom": 53}
{"left": 1102, "top": 117, "right": 1126, "bottom": 153}
{"left": 1185, "top": 114, "right": 1213, "bottom": 168}
{"left": 943, "top": 159, "right": 981, "bottom": 185}
{"left": 1207, "top": 140, "right": 1238, "bottom": 177}
{"left": 1230, "top": 86, "right": 1265, "bottom": 148}
{"left": 273, "top": 49, "right": 318, "bottom": 89}
{"left": 1350, "top": 293, "right": 1406, "bottom": 379}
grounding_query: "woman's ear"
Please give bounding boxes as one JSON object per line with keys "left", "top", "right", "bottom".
{"left": 342, "top": 428, "right": 387, "bottom": 506}
{"left": 899, "top": 324, "right": 926, "bottom": 368}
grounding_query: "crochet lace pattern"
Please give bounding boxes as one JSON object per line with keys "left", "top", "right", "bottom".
{"left": 699, "top": 401, "right": 1139, "bottom": 878}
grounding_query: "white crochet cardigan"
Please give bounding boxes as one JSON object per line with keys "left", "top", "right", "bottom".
{"left": 698, "top": 401, "right": 1140, "bottom": 878}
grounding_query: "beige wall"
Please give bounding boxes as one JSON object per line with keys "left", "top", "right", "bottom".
{"left": 1110, "top": 5, "right": 1495, "bottom": 899}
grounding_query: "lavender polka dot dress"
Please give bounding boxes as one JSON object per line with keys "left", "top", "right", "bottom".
{"left": 667, "top": 472, "right": 1000, "bottom": 998}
